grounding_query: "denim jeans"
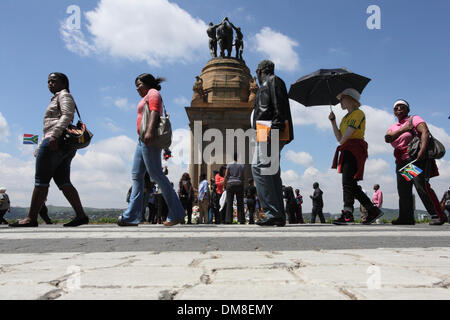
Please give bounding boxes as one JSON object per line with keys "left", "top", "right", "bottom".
{"left": 121, "top": 139, "right": 185, "bottom": 224}
{"left": 35, "top": 138, "right": 76, "bottom": 189}
{"left": 251, "top": 140, "right": 286, "bottom": 220}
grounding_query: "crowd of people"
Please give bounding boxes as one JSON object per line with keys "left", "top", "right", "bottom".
{"left": 3, "top": 59, "right": 449, "bottom": 228}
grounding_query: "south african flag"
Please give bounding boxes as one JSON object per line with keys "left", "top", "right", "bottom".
{"left": 398, "top": 160, "right": 423, "bottom": 182}
{"left": 23, "top": 134, "right": 39, "bottom": 145}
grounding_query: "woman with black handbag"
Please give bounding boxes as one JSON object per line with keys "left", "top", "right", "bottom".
{"left": 118, "top": 73, "right": 185, "bottom": 227}
{"left": 9, "top": 73, "right": 89, "bottom": 227}
{"left": 385, "top": 99, "right": 447, "bottom": 225}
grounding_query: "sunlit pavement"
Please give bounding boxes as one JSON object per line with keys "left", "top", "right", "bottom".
{"left": 0, "top": 223, "right": 449, "bottom": 300}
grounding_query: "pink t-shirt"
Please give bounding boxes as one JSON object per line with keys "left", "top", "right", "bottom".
{"left": 136, "top": 89, "right": 163, "bottom": 133}
{"left": 388, "top": 115, "right": 425, "bottom": 162}
{"left": 372, "top": 189, "right": 383, "bottom": 208}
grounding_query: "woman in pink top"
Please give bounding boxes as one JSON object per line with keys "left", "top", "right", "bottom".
{"left": 385, "top": 99, "right": 447, "bottom": 225}
{"left": 372, "top": 184, "right": 383, "bottom": 208}
{"left": 118, "top": 73, "right": 185, "bottom": 227}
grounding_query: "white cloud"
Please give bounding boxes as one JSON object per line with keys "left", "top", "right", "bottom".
{"left": 61, "top": 0, "right": 209, "bottom": 67}
{"left": 252, "top": 27, "right": 300, "bottom": 72}
{"left": 113, "top": 97, "right": 135, "bottom": 111}
{"left": 364, "top": 158, "right": 390, "bottom": 176}
{"left": 0, "top": 132, "right": 191, "bottom": 209}
{"left": 290, "top": 100, "right": 450, "bottom": 158}
{"left": 285, "top": 150, "right": 314, "bottom": 167}
{"left": 428, "top": 124, "right": 450, "bottom": 150}
{"left": 0, "top": 112, "right": 10, "bottom": 142}
{"left": 60, "top": 22, "right": 95, "bottom": 56}
{"left": 104, "top": 118, "right": 124, "bottom": 133}
{"left": 281, "top": 170, "right": 300, "bottom": 187}
{"left": 173, "top": 96, "right": 189, "bottom": 107}
{"left": 290, "top": 100, "right": 397, "bottom": 156}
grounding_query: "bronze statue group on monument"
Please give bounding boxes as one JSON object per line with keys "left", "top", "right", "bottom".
{"left": 208, "top": 17, "right": 244, "bottom": 60}
{"left": 6, "top": 17, "right": 448, "bottom": 228}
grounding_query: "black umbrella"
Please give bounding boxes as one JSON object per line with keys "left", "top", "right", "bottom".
{"left": 288, "top": 68, "right": 371, "bottom": 107}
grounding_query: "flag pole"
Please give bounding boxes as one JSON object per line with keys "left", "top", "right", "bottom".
{"left": 398, "top": 159, "right": 418, "bottom": 173}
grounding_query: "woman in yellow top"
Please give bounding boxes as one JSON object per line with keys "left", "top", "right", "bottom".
{"left": 329, "top": 88, "right": 383, "bottom": 225}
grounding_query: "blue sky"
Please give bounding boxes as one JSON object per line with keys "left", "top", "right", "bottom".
{"left": 0, "top": 0, "right": 449, "bottom": 211}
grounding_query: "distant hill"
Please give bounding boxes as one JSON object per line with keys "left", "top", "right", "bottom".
{"left": 6, "top": 205, "right": 431, "bottom": 222}
{"left": 7, "top": 205, "right": 125, "bottom": 221}
{"left": 301, "top": 207, "right": 429, "bottom": 221}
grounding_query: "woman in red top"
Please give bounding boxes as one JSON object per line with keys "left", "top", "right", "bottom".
{"left": 215, "top": 165, "right": 226, "bottom": 224}
{"left": 118, "top": 73, "right": 185, "bottom": 227}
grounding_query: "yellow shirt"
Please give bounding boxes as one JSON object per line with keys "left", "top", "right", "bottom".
{"left": 339, "top": 109, "right": 365, "bottom": 140}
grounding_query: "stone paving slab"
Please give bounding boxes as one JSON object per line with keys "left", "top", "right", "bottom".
{"left": 0, "top": 224, "right": 449, "bottom": 300}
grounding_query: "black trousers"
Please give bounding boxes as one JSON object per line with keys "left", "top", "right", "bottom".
{"left": 341, "top": 151, "right": 374, "bottom": 213}
{"left": 311, "top": 206, "right": 325, "bottom": 223}
{"left": 396, "top": 158, "right": 440, "bottom": 222}
{"left": 0, "top": 209, "right": 8, "bottom": 224}
{"left": 147, "top": 202, "right": 156, "bottom": 223}
{"left": 155, "top": 194, "right": 168, "bottom": 224}
{"left": 181, "top": 198, "right": 193, "bottom": 224}
{"left": 286, "top": 202, "right": 297, "bottom": 224}
{"left": 246, "top": 198, "right": 256, "bottom": 224}
{"left": 225, "top": 182, "right": 245, "bottom": 224}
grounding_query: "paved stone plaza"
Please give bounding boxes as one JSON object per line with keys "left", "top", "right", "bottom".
{"left": 0, "top": 224, "right": 449, "bottom": 300}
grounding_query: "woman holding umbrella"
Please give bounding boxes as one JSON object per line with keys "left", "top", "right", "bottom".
{"left": 328, "top": 88, "right": 383, "bottom": 225}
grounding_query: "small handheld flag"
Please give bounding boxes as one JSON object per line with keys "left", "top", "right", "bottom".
{"left": 398, "top": 160, "right": 423, "bottom": 182}
{"left": 23, "top": 134, "right": 39, "bottom": 145}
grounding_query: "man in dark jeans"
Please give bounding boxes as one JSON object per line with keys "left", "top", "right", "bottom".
{"left": 310, "top": 182, "right": 325, "bottom": 223}
{"left": 245, "top": 179, "right": 257, "bottom": 224}
{"left": 224, "top": 153, "right": 245, "bottom": 224}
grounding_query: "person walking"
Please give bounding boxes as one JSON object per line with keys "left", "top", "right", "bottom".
{"left": 0, "top": 188, "right": 11, "bottom": 225}
{"left": 197, "top": 173, "right": 210, "bottom": 224}
{"left": 310, "top": 182, "right": 326, "bottom": 224}
{"left": 441, "top": 187, "right": 450, "bottom": 220}
{"left": 284, "top": 186, "right": 298, "bottom": 224}
{"left": 245, "top": 179, "right": 257, "bottom": 224}
{"left": 295, "top": 189, "right": 305, "bottom": 224}
{"left": 147, "top": 183, "right": 157, "bottom": 224}
{"left": 215, "top": 166, "right": 227, "bottom": 224}
{"left": 208, "top": 178, "right": 215, "bottom": 224}
{"left": 384, "top": 99, "right": 447, "bottom": 225}
{"left": 179, "top": 173, "right": 194, "bottom": 224}
{"left": 118, "top": 73, "right": 185, "bottom": 227}
{"left": 139, "top": 172, "right": 152, "bottom": 223}
{"left": 252, "top": 60, "right": 294, "bottom": 227}
{"left": 210, "top": 178, "right": 220, "bottom": 224}
{"left": 224, "top": 153, "right": 245, "bottom": 224}
{"left": 10, "top": 73, "right": 89, "bottom": 228}
{"left": 329, "top": 88, "right": 383, "bottom": 225}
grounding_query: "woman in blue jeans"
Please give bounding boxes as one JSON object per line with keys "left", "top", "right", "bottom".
{"left": 118, "top": 73, "right": 185, "bottom": 227}
{"left": 9, "top": 73, "right": 89, "bottom": 227}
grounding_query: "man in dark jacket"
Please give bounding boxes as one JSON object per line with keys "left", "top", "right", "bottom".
{"left": 310, "top": 182, "right": 326, "bottom": 223}
{"left": 252, "top": 60, "right": 294, "bottom": 227}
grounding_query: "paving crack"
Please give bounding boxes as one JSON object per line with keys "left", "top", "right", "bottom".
{"left": 338, "top": 287, "right": 359, "bottom": 300}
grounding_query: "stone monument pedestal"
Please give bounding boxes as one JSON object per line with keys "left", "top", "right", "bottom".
{"left": 186, "top": 58, "right": 256, "bottom": 188}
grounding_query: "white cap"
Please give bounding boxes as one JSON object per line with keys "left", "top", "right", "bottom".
{"left": 394, "top": 99, "right": 410, "bottom": 109}
{"left": 337, "top": 88, "right": 361, "bottom": 105}
{"left": 0, "top": 187, "right": 6, "bottom": 193}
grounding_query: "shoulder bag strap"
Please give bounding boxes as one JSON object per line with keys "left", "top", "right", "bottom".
{"left": 56, "top": 93, "right": 82, "bottom": 122}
